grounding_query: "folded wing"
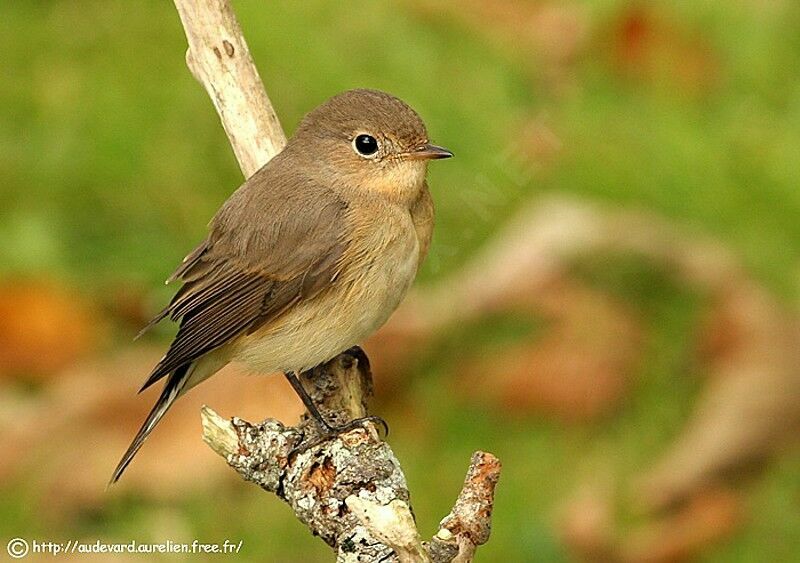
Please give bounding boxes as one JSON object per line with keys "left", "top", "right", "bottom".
{"left": 139, "top": 176, "right": 349, "bottom": 392}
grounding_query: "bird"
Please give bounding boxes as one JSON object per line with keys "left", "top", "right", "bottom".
{"left": 110, "top": 88, "right": 452, "bottom": 484}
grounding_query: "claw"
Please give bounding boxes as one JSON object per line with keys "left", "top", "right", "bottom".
{"left": 289, "top": 415, "right": 389, "bottom": 457}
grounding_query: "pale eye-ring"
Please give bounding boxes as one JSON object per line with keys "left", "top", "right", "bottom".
{"left": 353, "top": 134, "right": 379, "bottom": 157}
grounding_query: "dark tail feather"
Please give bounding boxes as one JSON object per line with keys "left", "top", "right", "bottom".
{"left": 109, "top": 364, "right": 191, "bottom": 485}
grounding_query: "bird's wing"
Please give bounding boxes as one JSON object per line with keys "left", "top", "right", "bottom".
{"left": 138, "top": 178, "right": 349, "bottom": 392}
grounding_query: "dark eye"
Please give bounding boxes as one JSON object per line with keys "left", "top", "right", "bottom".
{"left": 353, "top": 134, "right": 379, "bottom": 157}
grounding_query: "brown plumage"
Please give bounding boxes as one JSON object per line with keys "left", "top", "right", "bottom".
{"left": 111, "top": 89, "right": 451, "bottom": 483}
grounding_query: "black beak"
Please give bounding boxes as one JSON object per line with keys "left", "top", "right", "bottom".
{"left": 409, "top": 143, "right": 454, "bottom": 160}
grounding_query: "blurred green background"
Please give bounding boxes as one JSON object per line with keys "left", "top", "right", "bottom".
{"left": 1, "top": 1, "right": 799, "bottom": 561}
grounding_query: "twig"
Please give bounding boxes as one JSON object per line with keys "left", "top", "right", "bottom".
{"left": 429, "top": 452, "right": 501, "bottom": 562}
{"left": 174, "top": 1, "right": 500, "bottom": 560}
{"left": 174, "top": 0, "right": 286, "bottom": 177}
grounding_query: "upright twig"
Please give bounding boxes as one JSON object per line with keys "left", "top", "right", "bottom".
{"left": 172, "top": 1, "right": 500, "bottom": 560}
{"left": 174, "top": 0, "right": 286, "bottom": 177}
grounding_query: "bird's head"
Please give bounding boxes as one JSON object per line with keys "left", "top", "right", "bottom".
{"left": 290, "top": 89, "right": 452, "bottom": 204}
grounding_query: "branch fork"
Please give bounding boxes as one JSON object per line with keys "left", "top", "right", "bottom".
{"left": 201, "top": 353, "right": 500, "bottom": 562}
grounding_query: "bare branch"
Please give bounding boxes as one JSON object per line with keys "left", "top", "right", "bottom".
{"left": 200, "top": 354, "right": 418, "bottom": 561}
{"left": 428, "top": 452, "right": 502, "bottom": 563}
{"left": 201, "top": 355, "right": 501, "bottom": 562}
{"left": 346, "top": 497, "right": 431, "bottom": 563}
{"left": 173, "top": 0, "right": 286, "bottom": 178}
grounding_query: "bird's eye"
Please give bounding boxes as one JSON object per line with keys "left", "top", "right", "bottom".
{"left": 353, "top": 134, "right": 379, "bottom": 157}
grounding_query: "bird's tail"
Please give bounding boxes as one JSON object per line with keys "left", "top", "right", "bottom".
{"left": 109, "top": 363, "right": 191, "bottom": 485}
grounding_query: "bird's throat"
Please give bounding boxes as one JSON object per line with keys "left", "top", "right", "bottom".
{"left": 367, "top": 160, "right": 427, "bottom": 206}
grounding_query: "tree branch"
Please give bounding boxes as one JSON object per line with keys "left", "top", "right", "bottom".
{"left": 174, "top": 0, "right": 286, "bottom": 177}
{"left": 200, "top": 353, "right": 501, "bottom": 562}
{"left": 173, "top": 1, "right": 500, "bottom": 560}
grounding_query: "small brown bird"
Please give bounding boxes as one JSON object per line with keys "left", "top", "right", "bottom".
{"left": 111, "top": 89, "right": 451, "bottom": 483}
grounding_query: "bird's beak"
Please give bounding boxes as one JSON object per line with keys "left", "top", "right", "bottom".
{"left": 407, "top": 143, "right": 454, "bottom": 160}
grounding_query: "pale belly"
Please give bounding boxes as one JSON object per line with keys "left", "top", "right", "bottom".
{"left": 233, "top": 219, "right": 420, "bottom": 374}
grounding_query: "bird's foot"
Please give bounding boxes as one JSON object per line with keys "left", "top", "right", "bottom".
{"left": 324, "top": 414, "right": 389, "bottom": 438}
{"left": 289, "top": 415, "right": 389, "bottom": 457}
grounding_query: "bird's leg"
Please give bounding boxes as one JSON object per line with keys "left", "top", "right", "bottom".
{"left": 283, "top": 368, "right": 388, "bottom": 455}
{"left": 283, "top": 370, "right": 336, "bottom": 433}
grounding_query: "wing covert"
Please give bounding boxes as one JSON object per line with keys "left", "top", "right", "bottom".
{"left": 139, "top": 174, "right": 349, "bottom": 392}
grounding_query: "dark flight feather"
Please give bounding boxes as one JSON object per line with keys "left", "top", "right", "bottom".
{"left": 138, "top": 156, "right": 350, "bottom": 393}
